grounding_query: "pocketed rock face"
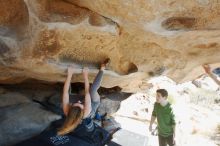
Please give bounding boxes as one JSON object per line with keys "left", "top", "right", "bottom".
{"left": 0, "top": 0, "right": 29, "bottom": 37}
{"left": 0, "top": 0, "right": 220, "bottom": 92}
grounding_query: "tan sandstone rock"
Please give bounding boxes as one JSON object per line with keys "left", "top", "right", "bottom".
{"left": 0, "top": 0, "right": 220, "bottom": 92}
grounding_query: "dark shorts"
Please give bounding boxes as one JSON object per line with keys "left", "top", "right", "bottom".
{"left": 158, "top": 134, "right": 175, "bottom": 146}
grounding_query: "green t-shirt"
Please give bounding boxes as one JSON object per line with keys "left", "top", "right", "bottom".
{"left": 152, "top": 102, "right": 175, "bottom": 137}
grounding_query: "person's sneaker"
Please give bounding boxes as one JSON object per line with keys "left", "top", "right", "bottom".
{"left": 95, "top": 112, "right": 102, "bottom": 121}
{"left": 101, "top": 58, "right": 111, "bottom": 69}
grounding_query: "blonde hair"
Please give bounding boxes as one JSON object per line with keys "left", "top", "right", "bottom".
{"left": 57, "top": 106, "right": 83, "bottom": 135}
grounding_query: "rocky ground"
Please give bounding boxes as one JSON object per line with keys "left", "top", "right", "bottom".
{"left": 0, "top": 87, "right": 61, "bottom": 146}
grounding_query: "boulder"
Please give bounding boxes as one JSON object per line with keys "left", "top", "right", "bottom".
{"left": 1, "top": 0, "right": 220, "bottom": 92}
